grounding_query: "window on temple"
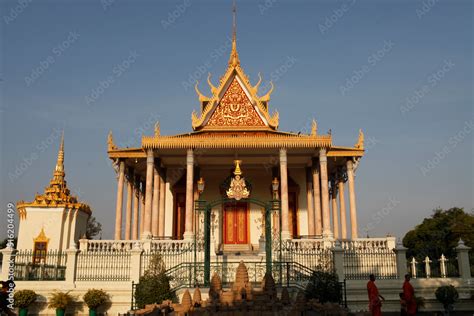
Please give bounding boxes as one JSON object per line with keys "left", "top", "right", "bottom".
{"left": 32, "top": 227, "right": 49, "bottom": 264}
{"left": 33, "top": 241, "right": 47, "bottom": 264}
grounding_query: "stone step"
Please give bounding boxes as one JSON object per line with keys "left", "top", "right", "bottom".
{"left": 222, "top": 243, "right": 252, "bottom": 252}
{"left": 215, "top": 253, "right": 266, "bottom": 262}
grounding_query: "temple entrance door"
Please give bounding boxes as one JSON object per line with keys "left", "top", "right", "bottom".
{"left": 223, "top": 202, "right": 248, "bottom": 244}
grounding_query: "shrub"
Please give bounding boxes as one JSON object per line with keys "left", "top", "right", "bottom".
{"left": 435, "top": 285, "right": 458, "bottom": 313}
{"left": 13, "top": 290, "right": 37, "bottom": 308}
{"left": 134, "top": 254, "right": 174, "bottom": 309}
{"left": 48, "top": 291, "right": 74, "bottom": 310}
{"left": 83, "top": 289, "right": 109, "bottom": 309}
{"left": 304, "top": 270, "right": 342, "bottom": 303}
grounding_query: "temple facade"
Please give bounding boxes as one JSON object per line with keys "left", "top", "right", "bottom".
{"left": 107, "top": 24, "right": 365, "bottom": 252}
{"left": 5, "top": 7, "right": 473, "bottom": 315}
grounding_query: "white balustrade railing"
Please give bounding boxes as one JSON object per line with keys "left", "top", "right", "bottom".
{"left": 279, "top": 239, "right": 334, "bottom": 272}
{"left": 79, "top": 239, "right": 137, "bottom": 252}
{"left": 343, "top": 247, "right": 398, "bottom": 279}
{"left": 340, "top": 237, "right": 396, "bottom": 250}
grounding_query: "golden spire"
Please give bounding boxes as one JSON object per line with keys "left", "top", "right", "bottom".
{"left": 55, "top": 131, "right": 64, "bottom": 173}
{"left": 50, "top": 131, "right": 66, "bottom": 190}
{"left": 17, "top": 134, "right": 91, "bottom": 214}
{"left": 228, "top": 0, "right": 240, "bottom": 67}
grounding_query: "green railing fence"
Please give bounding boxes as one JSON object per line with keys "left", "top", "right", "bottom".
{"left": 13, "top": 249, "right": 67, "bottom": 281}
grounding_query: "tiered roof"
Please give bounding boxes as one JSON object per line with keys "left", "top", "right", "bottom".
{"left": 17, "top": 133, "right": 91, "bottom": 217}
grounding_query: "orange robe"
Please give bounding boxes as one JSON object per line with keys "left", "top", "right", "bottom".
{"left": 367, "top": 281, "right": 382, "bottom": 316}
{"left": 403, "top": 280, "right": 417, "bottom": 315}
{"left": 367, "top": 280, "right": 382, "bottom": 316}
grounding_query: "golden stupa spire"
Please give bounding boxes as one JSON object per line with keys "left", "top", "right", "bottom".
{"left": 17, "top": 132, "right": 91, "bottom": 214}
{"left": 50, "top": 130, "right": 66, "bottom": 189}
{"left": 228, "top": 0, "right": 240, "bottom": 67}
{"left": 55, "top": 131, "right": 65, "bottom": 173}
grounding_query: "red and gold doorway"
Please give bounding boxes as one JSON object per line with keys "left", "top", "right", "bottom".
{"left": 223, "top": 202, "right": 248, "bottom": 244}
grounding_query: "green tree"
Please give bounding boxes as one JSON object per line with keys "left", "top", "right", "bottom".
{"left": 86, "top": 216, "right": 102, "bottom": 239}
{"left": 403, "top": 207, "right": 474, "bottom": 260}
{"left": 134, "top": 254, "right": 175, "bottom": 309}
{"left": 305, "top": 270, "right": 341, "bottom": 303}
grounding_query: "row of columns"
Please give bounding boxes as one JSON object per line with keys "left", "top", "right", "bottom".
{"left": 303, "top": 149, "right": 359, "bottom": 239}
{"left": 114, "top": 147, "right": 358, "bottom": 241}
{"left": 114, "top": 151, "right": 167, "bottom": 240}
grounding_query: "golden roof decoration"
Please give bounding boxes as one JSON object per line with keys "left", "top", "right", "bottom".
{"left": 142, "top": 132, "right": 332, "bottom": 149}
{"left": 205, "top": 77, "right": 266, "bottom": 128}
{"left": 311, "top": 119, "right": 318, "bottom": 136}
{"left": 191, "top": 2, "right": 278, "bottom": 131}
{"left": 33, "top": 227, "right": 50, "bottom": 244}
{"left": 108, "top": 130, "right": 117, "bottom": 151}
{"left": 154, "top": 121, "right": 160, "bottom": 137}
{"left": 227, "top": 160, "right": 250, "bottom": 200}
{"left": 355, "top": 129, "right": 364, "bottom": 149}
{"left": 17, "top": 133, "right": 91, "bottom": 214}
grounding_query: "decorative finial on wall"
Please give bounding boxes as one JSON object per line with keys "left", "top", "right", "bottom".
{"left": 154, "top": 121, "right": 160, "bottom": 137}
{"left": 311, "top": 119, "right": 318, "bottom": 136}
{"left": 355, "top": 129, "right": 364, "bottom": 149}
{"left": 108, "top": 130, "right": 117, "bottom": 151}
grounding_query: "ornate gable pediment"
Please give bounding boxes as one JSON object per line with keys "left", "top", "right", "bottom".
{"left": 205, "top": 76, "right": 266, "bottom": 129}
{"left": 192, "top": 31, "right": 279, "bottom": 131}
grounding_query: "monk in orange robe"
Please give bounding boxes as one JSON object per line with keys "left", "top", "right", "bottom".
{"left": 403, "top": 274, "right": 417, "bottom": 315}
{"left": 367, "top": 274, "right": 384, "bottom": 316}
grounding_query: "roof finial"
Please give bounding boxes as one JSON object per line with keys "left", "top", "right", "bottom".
{"left": 229, "top": 0, "right": 240, "bottom": 67}
{"left": 233, "top": 0, "right": 236, "bottom": 39}
{"left": 355, "top": 129, "right": 364, "bottom": 149}
{"left": 55, "top": 131, "right": 65, "bottom": 173}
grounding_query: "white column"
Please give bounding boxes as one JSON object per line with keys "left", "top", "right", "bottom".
{"left": 65, "top": 247, "right": 79, "bottom": 286}
{"left": 132, "top": 177, "right": 139, "bottom": 240}
{"left": 140, "top": 183, "right": 145, "bottom": 237}
{"left": 312, "top": 161, "right": 322, "bottom": 236}
{"left": 319, "top": 149, "right": 332, "bottom": 238}
{"left": 346, "top": 159, "right": 359, "bottom": 239}
{"left": 114, "top": 160, "right": 125, "bottom": 240}
{"left": 280, "top": 148, "right": 291, "bottom": 240}
{"left": 306, "top": 167, "right": 315, "bottom": 236}
{"left": 331, "top": 184, "right": 339, "bottom": 239}
{"left": 455, "top": 239, "right": 472, "bottom": 279}
{"left": 125, "top": 172, "right": 133, "bottom": 240}
{"left": 151, "top": 164, "right": 160, "bottom": 237}
{"left": 338, "top": 178, "right": 347, "bottom": 239}
{"left": 142, "top": 149, "right": 154, "bottom": 239}
{"left": 183, "top": 149, "right": 194, "bottom": 240}
{"left": 158, "top": 169, "right": 166, "bottom": 237}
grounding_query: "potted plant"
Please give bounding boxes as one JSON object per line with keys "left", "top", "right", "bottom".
{"left": 13, "top": 290, "right": 37, "bottom": 316}
{"left": 48, "top": 291, "right": 74, "bottom": 316}
{"left": 83, "top": 289, "right": 109, "bottom": 316}
{"left": 435, "top": 285, "right": 459, "bottom": 316}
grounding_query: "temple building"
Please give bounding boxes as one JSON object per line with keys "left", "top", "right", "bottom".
{"left": 16, "top": 134, "right": 91, "bottom": 254}
{"left": 7, "top": 6, "right": 473, "bottom": 315}
{"left": 107, "top": 18, "right": 365, "bottom": 252}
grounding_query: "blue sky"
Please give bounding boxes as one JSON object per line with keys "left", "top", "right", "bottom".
{"left": 0, "top": 0, "right": 472, "bottom": 239}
